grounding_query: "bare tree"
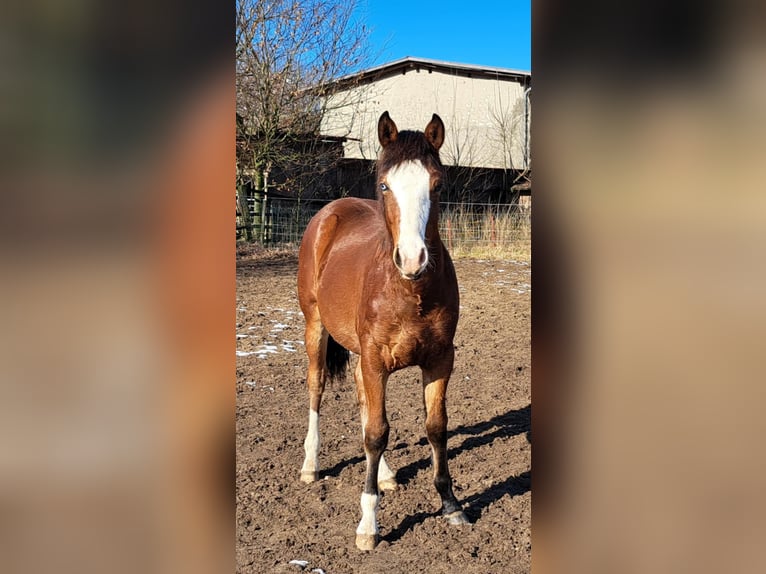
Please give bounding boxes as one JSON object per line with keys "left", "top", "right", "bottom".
{"left": 440, "top": 120, "right": 489, "bottom": 203}
{"left": 236, "top": 0, "right": 371, "bottom": 201}
{"left": 489, "top": 85, "right": 531, "bottom": 200}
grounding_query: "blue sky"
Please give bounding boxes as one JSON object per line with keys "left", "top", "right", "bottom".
{"left": 360, "top": 0, "right": 530, "bottom": 72}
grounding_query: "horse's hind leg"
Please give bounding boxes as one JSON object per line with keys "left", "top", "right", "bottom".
{"left": 354, "top": 360, "right": 397, "bottom": 492}
{"left": 300, "top": 311, "right": 328, "bottom": 483}
{"left": 422, "top": 354, "right": 469, "bottom": 525}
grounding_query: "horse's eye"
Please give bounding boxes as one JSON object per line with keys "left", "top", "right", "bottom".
{"left": 379, "top": 183, "right": 388, "bottom": 192}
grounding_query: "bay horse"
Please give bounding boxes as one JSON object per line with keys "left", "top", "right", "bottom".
{"left": 297, "top": 112, "right": 469, "bottom": 550}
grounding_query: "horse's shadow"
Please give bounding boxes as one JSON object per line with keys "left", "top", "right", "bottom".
{"left": 318, "top": 404, "right": 530, "bottom": 543}
{"left": 383, "top": 469, "right": 531, "bottom": 544}
{"left": 321, "top": 453, "right": 366, "bottom": 479}
{"left": 392, "top": 404, "right": 531, "bottom": 487}
{"left": 383, "top": 404, "right": 530, "bottom": 543}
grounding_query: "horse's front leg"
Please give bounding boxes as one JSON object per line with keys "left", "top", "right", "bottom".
{"left": 354, "top": 360, "right": 397, "bottom": 492}
{"left": 354, "top": 353, "right": 390, "bottom": 551}
{"left": 422, "top": 352, "right": 469, "bottom": 525}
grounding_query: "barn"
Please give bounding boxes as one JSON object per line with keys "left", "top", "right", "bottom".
{"left": 320, "top": 57, "right": 531, "bottom": 204}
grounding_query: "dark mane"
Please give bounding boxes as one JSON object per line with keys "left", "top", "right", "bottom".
{"left": 376, "top": 130, "right": 444, "bottom": 185}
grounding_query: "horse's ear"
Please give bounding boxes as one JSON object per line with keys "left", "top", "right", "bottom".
{"left": 424, "top": 114, "right": 445, "bottom": 151}
{"left": 378, "top": 111, "right": 398, "bottom": 148}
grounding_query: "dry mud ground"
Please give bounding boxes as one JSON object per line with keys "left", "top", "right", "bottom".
{"left": 236, "top": 251, "right": 530, "bottom": 573}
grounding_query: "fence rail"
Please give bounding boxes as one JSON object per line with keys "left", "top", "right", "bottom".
{"left": 237, "top": 196, "right": 530, "bottom": 259}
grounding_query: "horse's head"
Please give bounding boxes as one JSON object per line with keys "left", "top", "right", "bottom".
{"left": 376, "top": 111, "right": 445, "bottom": 280}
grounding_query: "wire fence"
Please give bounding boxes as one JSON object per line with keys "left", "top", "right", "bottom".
{"left": 440, "top": 201, "right": 530, "bottom": 259}
{"left": 237, "top": 196, "right": 530, "bottom": 260}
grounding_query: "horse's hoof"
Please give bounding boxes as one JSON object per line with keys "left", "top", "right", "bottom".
{"left": 300, "top": 470, "right": 318, "bottom": 483}
{"left": 445, "top": 510, "right": 470, "bottom": 525}
{"left": 378, "top": 478, "right": 398, "bottom": 492}
{"left": 355, "top": 533, "right": 379, "bottom": 551}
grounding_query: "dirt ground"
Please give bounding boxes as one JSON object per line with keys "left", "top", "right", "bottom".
{"left": 236, "top": 249, "right": 530, "bottom": 573}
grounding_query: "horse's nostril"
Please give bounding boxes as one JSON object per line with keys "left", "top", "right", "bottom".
{"left": 393, "top": 247, "right": 402, "bottom": 268}
{"left": 419, "top": 248, "right": 427, "bottom": 267}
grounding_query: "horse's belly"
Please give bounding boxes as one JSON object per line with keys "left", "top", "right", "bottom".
{"left": 316, "top": 259, "right": 364, "bottom": 355}
{"left": 318, "top": 301, "right": 360, "bottom": 354}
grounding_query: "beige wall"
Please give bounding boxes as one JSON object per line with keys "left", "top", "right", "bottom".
{"left": 321, "top": 68, "right": 529, "bottom": 170}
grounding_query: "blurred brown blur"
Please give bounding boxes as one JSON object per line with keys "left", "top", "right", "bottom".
{"left": 534, "top": 1, "right": 766, "bottom": 573}
{"left": 0, "top": 2, "right": 233, "bottom": 574}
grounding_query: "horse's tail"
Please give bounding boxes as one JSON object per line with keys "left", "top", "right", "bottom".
{"left": 326, "top": 335, "right": 350, "bottom": 382}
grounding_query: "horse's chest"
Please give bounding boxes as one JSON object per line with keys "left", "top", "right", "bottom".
{"left": 373, "top": 306, "right": 455, "bottom": 371}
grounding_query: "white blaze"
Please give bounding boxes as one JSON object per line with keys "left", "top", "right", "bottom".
{"left": 386, "top": 160, "right": 431, "bottom": 271}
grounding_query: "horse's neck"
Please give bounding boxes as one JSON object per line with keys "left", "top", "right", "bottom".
{"left": 425, "top": 202, "right": 443, "bottom": 255}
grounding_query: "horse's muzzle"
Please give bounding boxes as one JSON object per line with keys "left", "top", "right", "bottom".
{"left": 393, "top": 245, "right": 428, "bottom": 280}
